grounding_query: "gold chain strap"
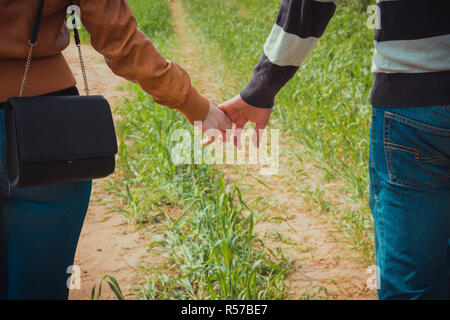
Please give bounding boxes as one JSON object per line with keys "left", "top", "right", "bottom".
{"left": 76, "top": 43, "right": 89, "bottom": 95}
{"left": 19, "top": 42, "right": 37, "bottom": 97}
{"left": 19, "top": 16, "right": 89, "bottom": 96}
{"left": 19, "top": 41, "right": 89, "bottom": 97}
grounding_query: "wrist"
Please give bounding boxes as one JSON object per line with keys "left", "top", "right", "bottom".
{"left": 240, "top": 76, "right": 277, "bottom": 109}
{"left": 176, "top": 86, "right": 210, "bottom": 124}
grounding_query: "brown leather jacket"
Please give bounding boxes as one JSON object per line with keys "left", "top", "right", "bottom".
{"left": 0, "top": 0, "right": 209, "bottom": 123}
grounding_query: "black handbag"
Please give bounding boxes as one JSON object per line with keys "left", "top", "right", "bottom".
{"left": 5, "top": 0, "right": 117, "bottom": 187}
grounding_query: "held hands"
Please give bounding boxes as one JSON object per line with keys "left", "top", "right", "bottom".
{"left": 199, "top": 100, "right": 233, "bottom": 146}
{"left": 197, "top": 95, "right": 273, "bottom": 148}
{"left": 219, "top": 95, "right": 272, "bottom": 148}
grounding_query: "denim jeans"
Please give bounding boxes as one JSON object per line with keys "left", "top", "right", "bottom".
{"left": 0, "top": 89, "right": 92, "bottom": 300}
{"left": 369, "top": 106, "right": 450, "bottom": 300}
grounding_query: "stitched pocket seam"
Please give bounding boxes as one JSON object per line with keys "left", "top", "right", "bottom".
{"left": 385, "top": 111, "right": 450, "bottom": 136}
{"left": 385, "top": 143, "right": 448, "bottom": 163}
{"left": 383, "top": 116, "right": 449, "bottom": 190}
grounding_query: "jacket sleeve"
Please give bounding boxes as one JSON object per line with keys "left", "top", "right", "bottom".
{"left": 240, "top": 0, "right": 338, "bottom": 108}
{"left": 75, "top": 0, "right": 209, "bottom": 123}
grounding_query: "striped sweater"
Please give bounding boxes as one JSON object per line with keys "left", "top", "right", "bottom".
{"left": 240, "top": 0, "right": 450, "bottom": 109}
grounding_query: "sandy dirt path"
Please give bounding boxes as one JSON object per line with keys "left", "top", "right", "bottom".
{"left": 170, "top": 0, "right": 377, "bottom": 300}
{"left": 63, "top": 42, "right": 151, "bottom": 300}
{"left": 63, "top": 0, "right": 377, "bottom": 299}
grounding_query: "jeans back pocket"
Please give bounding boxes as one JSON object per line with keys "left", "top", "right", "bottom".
{"left": 383, "top": 107, "right": 450, "bottom": 190}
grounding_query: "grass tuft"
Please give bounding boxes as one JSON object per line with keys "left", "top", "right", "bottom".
{"left": 107, "top": 0, "right": 289, "bottom": 300}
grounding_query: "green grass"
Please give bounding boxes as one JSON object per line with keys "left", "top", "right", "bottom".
{"left": 106, "top": 0, "right": 289, "bottom": 300}
{"left": 111, "top": 84, "right": 288, "bottom": 299}
{"left": 99, "top": 0, "right": 378, "bottom": 299}
{"left": 179, "top": 0, "right": 376, "bottom": 263}
{"left": 72, "top": 0, "right": 173, "bottom": 48}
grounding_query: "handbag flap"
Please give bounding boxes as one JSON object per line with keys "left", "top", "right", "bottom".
{"left": 6, "top": 95, "right": 118, "bottom": 163}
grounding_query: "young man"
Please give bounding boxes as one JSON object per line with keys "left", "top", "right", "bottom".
{"left": 220, "top": 0, "right": 450, "bottom": 299}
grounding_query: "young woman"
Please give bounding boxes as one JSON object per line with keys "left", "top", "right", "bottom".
{"left": 0, "top": 0, "right": 231, "bottom": 299}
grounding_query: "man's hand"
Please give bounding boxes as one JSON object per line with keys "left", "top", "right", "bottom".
{"left": 219, "top": 95, "right": 272, "bottom": 148}
{"left": 200, "top": 100, "right": 233, "bottom": 146}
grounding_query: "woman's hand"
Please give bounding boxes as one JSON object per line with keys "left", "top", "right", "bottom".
{"left": 199, "top": 101, "right": 233, "bottom": 146}
{"left": 219, "top": 95, "right": 272, "bottom": 148}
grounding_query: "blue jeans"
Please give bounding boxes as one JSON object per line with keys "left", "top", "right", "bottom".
{"left": 369, "top": 106, "right": 450, "bottom": 300}
{"left": 0, "top": 107, "right": 92, "bottom": 300}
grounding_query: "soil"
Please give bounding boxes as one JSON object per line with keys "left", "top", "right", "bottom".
{"left": 64, "top": 42, "right": 154, "bottom": 300}
{"left": 169, "top": 0, "right": 377, "bottom": 300}
{"left": 65, "top": 0, "right": 378, "bottom": 300}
